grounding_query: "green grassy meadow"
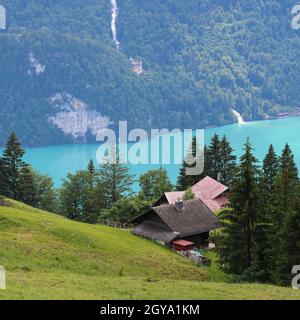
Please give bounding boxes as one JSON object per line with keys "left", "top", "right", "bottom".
{"left": 0, "top": 200, "right": 299, "bottom": 300}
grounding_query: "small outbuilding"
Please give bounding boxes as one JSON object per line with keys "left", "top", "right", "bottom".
{"left": 171, "top": 240, "right": 195, "bottom": 252}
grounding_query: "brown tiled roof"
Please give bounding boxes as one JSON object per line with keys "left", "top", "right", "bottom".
{"left": 152, "top": 199, "right": 219, "bottom": 236}
{"left": 131, "top": 199, "right": 219, "bottom": 239}
{"left": 133, "top": 220, "right": 179, "bottom": 242}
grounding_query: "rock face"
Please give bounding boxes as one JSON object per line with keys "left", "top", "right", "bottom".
{"left": 49, "top": 93, "right": 112, "bottom": 141}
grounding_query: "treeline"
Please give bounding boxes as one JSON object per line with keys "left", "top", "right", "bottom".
{"left": 0, "top": 132, "right": 174, "bottom": 223}
{"left": 1, "top": 131, "right": 299, "bottom": 286}
{"left": 176, "top": 133, "right": 300, "bottom": 286}
{"left": 0, "top": 132, "right": 57, "bottom": 212}
{"left": 218, "top": 140, "right": 300, "bottom": 286}
{"left": 177, "top": 135, "right": 236, "bottom": 190}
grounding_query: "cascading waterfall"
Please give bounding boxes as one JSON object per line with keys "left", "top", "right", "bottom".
{"left": 231, "top": 109, "right": 246, "bottom": 124}
{"left": 111, "top": 0, "right": 120, "bottom": 49}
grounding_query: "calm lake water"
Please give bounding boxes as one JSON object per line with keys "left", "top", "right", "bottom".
{"left": 3, "top": 116, "right": 300, "bottom": 188}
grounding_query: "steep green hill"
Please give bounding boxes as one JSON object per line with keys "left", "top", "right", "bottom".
{"left": 0, "top": 200, "right": 299, "bottom": 300}
{"left": 0, "top": 1, "right": 300, "bottom": 146}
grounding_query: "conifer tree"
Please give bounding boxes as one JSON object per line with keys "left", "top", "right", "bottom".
{"left": 279, "top": 194, "right": 300, "bottom": 285}
{"left": 1, "top": 132, "right": 27, "bottom": 199}
{"left": 0, "top": 159, "right": 4, "bottom": 195}
{"left": 269, "top": 144, "right": 298, "bottom": 228}
{"left": 219, "top": 135, "right": 236, "bottom": 185}
{"left": 277, "top": 144, "right": 298, "bottom": 206}
{"left": 176, "top": 137, "right": 203, "bottom": 190}
{"left": 261, "top": 145, "right": 279, "bottom": 193}
{"left": 19, "top": 165, "right": 38, "bottom": 206}
{"left": 219, "top": 139, "right": 261, "bottom": 274}
{"left": 98, "top": 146, "right": 134, "bottom": 207}
{"left": 87, "top": 159, "right": 96, "bottom": 176}
{"left": 268, "top": 144, "right": 299, "bottom": 283}
{"left": 201, "top": 146, "right": 210, "bottom": 179}
{"left": 207, "top": 134, "right": 221, "bottom": 180}
{"left": 251, "top": 145, "right": 279, "bottom": 282}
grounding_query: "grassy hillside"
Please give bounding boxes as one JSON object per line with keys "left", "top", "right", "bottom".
{"left": 0, "top": 200, "right": 299, "bottom": 300}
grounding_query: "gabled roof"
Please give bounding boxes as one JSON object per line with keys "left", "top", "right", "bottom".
{"left": 155, "top": 176, "right": 229, "bottom": 212}
{"left": 133, "top": 219, "right": 179, "bottom": 243}
{"left": 192, "top": 176, "right": 228, "bottom": 201}
{"left": 164, "top": 191, "right": 184, "bottom": 204}
{"left": 202, "top": 196, "right": 228, "bottom": 213}
{"left": 132, "top": 199, "right": 219, "bottom": 238}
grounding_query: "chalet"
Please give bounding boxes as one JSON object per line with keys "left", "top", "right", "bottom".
{"left": 154, "top": 176, "right": 229, "bottom": 212}
{"left": 130, "top": 199, "right": 219, "bottom": 249}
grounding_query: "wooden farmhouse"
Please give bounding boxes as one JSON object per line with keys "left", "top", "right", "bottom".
{"left": 130, "top": 199, "right": 219, "bottom": 249}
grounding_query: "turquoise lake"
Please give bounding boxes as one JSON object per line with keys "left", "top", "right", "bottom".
{"left": 4, "top": 116, "right": 300, "bottom": 188}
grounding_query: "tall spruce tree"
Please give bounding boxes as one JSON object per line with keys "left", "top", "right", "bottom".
{"left": 1, "top": 132, "right": 27, "bottom": 199}
{"left": 19, "top": 165, "right": 38, "bottom": 206}
{"left": 219, "top": 139, "right": 261, "bottom": 275}
{"left": 262, "top": 145, "right": 279, "bottom": 193}
{"left": 269, "top": 144, "right": 298, "bottom": 227}
{"left": 219, "top": 135, "right": 237, "bottom": 185}
{"left": 98, "top": 147, "right": 134, "bottom": 207}
{"left": 279, "top": 192, "right": 300, "bottom": 285}
{"left": 252, "top": 144, "right": 279, "bottom": 282}
{"left": 268, "top": 144, "right": 299, "bottom": 284}
{"left": 176, "top": 137, "right": 203, "bottom": 190}
{"left": 87, "top": 159, "right": 96, "bottom": 176}
{"left": 207, "top": 134, "right": 221, "bottom": 180}
{"left": 0, "top": 159, "right": 4, "bottom": 195}
{"left": 277, "top": 144, "right": 298, "bottom": 208}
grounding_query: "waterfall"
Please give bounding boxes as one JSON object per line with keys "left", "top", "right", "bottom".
{"left": 231, "top": 109, "right": 246, "bottom": 124}
{"left": 0, "top": 5, "right": 6, "bottom": 30}
{"left": 111, "top": 0, "right": 120, "bottom": 49}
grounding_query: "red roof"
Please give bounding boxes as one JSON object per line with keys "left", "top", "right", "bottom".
{"left": 192, "top": 176, "right": 228, "bottom": 201}
{"left": 202, "top": 196, "right": 228, "bottom": 212}
{"left": 161, "top": 176, "right": 229, "bottom": 212}
{"left": 165, "top": 191, "right": 184, "bottom": 204}
{"left": 172, "top": 240, "right": 195, "bottom": 247}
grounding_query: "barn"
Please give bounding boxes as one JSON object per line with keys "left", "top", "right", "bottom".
{"left": 130, "top": 199, "right": 219, "bottom": 249}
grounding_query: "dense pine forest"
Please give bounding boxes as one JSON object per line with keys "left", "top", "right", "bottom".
{"left": 1, "top": 0, "right": 300, "bottom": 146}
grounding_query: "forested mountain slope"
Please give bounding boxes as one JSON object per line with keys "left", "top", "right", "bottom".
{"left": 0, "top": 0, "right": 299, "bottom": 146}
